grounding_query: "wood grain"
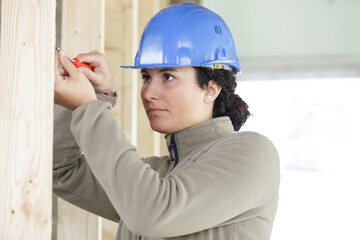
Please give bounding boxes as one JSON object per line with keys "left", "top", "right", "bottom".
{"left": 137, "top": 0, "right": 170, "bottom": 157}
{"left": 56, "top": 0, "right": 104, "bottom": 239}
{"left": 102, "top": 0, "right": 170, "bottom": 238}
{"left": 105, "top": 0, "right": 135, "bottom": 142}
{"left": 57, "top": 201, "right": 100, "bottom": 240}
{"left": 0, "top": 0, "right": 55, "bottom": 239}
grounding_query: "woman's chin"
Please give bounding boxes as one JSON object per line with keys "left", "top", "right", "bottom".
{"left": 151, "top": 125, "right": 170, "bottom": 134}
{"left": 149, "top": 121, "right": 173, "bottom": 134}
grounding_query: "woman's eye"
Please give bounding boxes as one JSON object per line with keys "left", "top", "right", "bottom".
{"left": 164, "top": 74, "right": 174, "bottom": 82}
{"left": 141, "top": 75, "right": 151, "bottom": 83}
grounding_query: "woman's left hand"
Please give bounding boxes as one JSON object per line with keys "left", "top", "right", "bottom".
{"left": 75, "top": 51, "right": 115, "bottom": 96}
{"left": 54, "top": 50, "right": 97, "bottom": 110}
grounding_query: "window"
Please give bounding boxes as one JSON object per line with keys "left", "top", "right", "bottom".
{"left": 236, "top": 75, "right": 360, "bottom": 240}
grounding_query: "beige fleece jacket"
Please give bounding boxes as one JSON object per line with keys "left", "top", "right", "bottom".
{"left": 53, "top": 96, "right": 280, "bottom": 240}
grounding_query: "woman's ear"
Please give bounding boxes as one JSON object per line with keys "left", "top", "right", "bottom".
{"left": 204, "top": 80, "right": 221, "bottom": 103}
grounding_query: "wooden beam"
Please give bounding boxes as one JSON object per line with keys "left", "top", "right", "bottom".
{"left": 102, "top": 0, "right": 170, "bottom": 238}
{"left": 57, "top": 201, "right": 100, "bottom": 240}
{"left": 137, "top": 0, "right": 170, "bottom": 158}
{"left": 0, "top": 0, "right": 55, "bottom": 239}
{"left": 103, "top": 0, "right": 135, "bottom": 237}
{"left": 105, "top": 0, "right": 135, "bottom": 141}
{"left": 61, "top": 0, "right": 104, "bottom": 54}
{"left": 57, "top": 0, "right": 105, "bottom": 239}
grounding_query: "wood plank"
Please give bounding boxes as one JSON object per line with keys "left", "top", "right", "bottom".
{"left": 137, "top": 0, "right": 170, "bottom": 158}
{"left": 0, "top": 0, "right": 56, "bottom": 239}
{"left": 103, "top": 0, "right": 135, "bottom": 237}
{"left": 102, "top": 1, "right": 170, "bottom": 239}
{"left": 56, "top": 0, "right": 105, "bottom": 239}
{"left": 57, "top": 202, "right": 100, "bottom": 240}
{"left": 137, "top": 0, "right": 159, "bottom": 157}
{"left": 61, "top": 0, "right": 104, "bottom": 55}
{"left": 105, "top": 0, "right": 135, "bottom": 141}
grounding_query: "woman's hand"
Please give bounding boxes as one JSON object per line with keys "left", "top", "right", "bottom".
{"left": 54, "top": 50, "right": 97, "bottom": 110}
{"left": 75, "top": 51, "right": 115, "bottom": 96}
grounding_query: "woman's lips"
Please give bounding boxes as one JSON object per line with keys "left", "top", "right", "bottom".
{"left": 147, "top": 107, "right": 166, "bottom": 115}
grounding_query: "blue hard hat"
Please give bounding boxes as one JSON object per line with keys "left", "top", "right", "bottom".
{"left": 121, "top": 3, "right": 241, "bottom": 73}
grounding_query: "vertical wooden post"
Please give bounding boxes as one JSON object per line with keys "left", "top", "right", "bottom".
{"left": 56, "top": 0, "right": 104, "bottom": 239}
{"left": 137, "top": 0, "right": 170, "bottom": 158}
{"left": 103, "top": 1, "right": 135, "bottom": 238}
{"left": 0, "top": 0, "right": 55, "bottom": 239}
{"left": 102, "top": 0, "right": 169, "bottom": 238}
{"left": 106, "top": 0, "right": 136, "bottom": 141}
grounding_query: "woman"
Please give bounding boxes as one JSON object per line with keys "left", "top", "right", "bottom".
{"left": 54, "top": 3, "right": 280, "bottom": 240}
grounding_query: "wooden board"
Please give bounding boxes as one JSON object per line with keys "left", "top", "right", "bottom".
{"left": 102, "top": 0, "right": 170, "bottom": 239}
{"left": 105, "top": 0, "right": 135, "bottom": 142}
{"left": 0, "top": 0, "right": 56, "bottom": 239}
{"left": 137, "top": 0, "right": 170, "bottom": 157}
{"left": 56, "top": 0, "right": 105, "bottom": 239}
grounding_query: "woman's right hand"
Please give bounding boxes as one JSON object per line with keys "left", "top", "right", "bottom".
{"left": 75, "top": 51, "right": 115, "bottom": 96}
{"left": 54, "top": 50, "right": 98, "bottom": 110}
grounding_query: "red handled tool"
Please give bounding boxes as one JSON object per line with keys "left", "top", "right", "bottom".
{"left": 55, "top": 46, "right": 94, "bottom": 71}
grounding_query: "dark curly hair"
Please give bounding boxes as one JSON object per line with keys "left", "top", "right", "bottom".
{"left": 194, "top": 67, "right": 250, "bottom": 131}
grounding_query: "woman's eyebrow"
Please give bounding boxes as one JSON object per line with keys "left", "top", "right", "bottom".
{"left": 159, "top": 68, "right": 177, "bottom": 73}
{"left": 140, "top": 68, "right": 177, "bottom": 74}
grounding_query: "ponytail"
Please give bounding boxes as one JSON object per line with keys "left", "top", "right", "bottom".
{"left": 194, "top": 67, "right": 250, "bottom": 131}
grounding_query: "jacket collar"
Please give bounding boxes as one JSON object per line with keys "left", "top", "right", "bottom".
{"left": 165, "top": 117, "right": 234, "bottom": 162}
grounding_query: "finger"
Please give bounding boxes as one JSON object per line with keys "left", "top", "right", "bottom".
{"left": 54, "top": 50, "right": 61, "bottom": 75}
{"left": 75, "top": 50, "right": 100, "bottom": 62}
{"left": 58, "top": 67, "right": 68, "bottom": 77}
{"left": 81, "top": 67, "right": 99, "bottom": 83}
{"left": 76, "top": 51, "right": 105, "bottom": 69}
{"left": 58, "top": 50, "right": 80, "bottom": 76}
{"left": 54, "top": 51, "right": 68, "bottom": 83}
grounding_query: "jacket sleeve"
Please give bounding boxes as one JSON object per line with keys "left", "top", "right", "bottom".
{"left": 53, "top": 93, "right": 120, "bottom": 222}
{"left": 70, "top": 100, "right": 280, "bottom": 238}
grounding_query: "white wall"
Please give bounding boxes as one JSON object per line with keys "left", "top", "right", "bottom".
{"left": 236, "top": 78, "right": 360, "bottom": 240}
{"left": 201, "top": 0, "right": 360, "bottom": 61}
{"left": 200, "top": 1, "right": 360, "bottom": 239}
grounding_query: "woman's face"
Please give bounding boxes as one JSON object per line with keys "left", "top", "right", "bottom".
{"left": 140, "top": 67, "right": 213, "bottom": 134}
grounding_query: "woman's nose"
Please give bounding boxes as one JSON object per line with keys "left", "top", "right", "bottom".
{"left": 141, "top": 79, "right": 161, "bottom": 101}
